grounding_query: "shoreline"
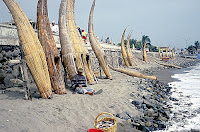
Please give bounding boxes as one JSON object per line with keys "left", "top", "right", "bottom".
{"left": 0, "top": 57, "right": 199, "bottom": 132}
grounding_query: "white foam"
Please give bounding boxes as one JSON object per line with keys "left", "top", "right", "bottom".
{"left": 166, "top": 63, "right": 200, "bottom": 131}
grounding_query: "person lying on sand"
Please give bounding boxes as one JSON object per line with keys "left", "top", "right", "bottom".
{"left": 72, "top": 68, "right": 102, "bottom": 95}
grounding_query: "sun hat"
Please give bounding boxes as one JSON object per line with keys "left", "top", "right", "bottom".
{"left": 78, "top": 68, "right": 84, "bottom": 73}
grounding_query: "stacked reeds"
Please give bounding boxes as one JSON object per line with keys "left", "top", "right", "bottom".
{"left": 109, "top": 65, "right": 157, "bottom": 80}
{"left": 143, "top": 42, "right": 148, "bottom": 62}
{"left": 37, "top": 0, "right": 66, "bottom": 94}
{"left": 126, "top": 31, "right": 134, "bottom": 66}
{"left": 88, "top": 0, "right": 112, "bottom": 79}
{"left": 3, "top": 0, "right": 52, "bottom": 98}
{"left": 67, "top": 0, "right": 94, "bottom": 84}
{"left": 121, "top": 27, "right": 130, "bottom": 68}
{"left": 59, "top": 0, "right": 77, "bottom": 81}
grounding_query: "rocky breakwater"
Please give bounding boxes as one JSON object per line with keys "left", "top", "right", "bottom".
{"left": 167, "top": 57, "right": 200, "bottom": 68}
{"left": 115, "top": 78, "right": 179, "bottom": 131}
{"left": 0, "top": 45, "right": 23, "bottom": 89}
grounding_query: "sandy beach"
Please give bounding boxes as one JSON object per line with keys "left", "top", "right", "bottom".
{"left": 0, "top": 56, "right": 199, "bottom": 132}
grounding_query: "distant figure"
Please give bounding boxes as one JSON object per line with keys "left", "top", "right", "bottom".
{"left": 77, "top": 26, "right": 82, "bottom": 37}
{"left": 50, "top": 21, "right": 59, "bottom": 33}
{"left": 72, "top": 68, "right": 102, "bottom": 95}
{"left": 82, "top": 30, "right": 88, "bottom": 44}
{"left": 105, "top": 37, "right": 110, "bottom": 44}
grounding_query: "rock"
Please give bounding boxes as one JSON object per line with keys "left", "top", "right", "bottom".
{"left": 5, "top": 67, "right": 12, "bottom": 74}
{"left": 8, "top": 60, "right": 21, "bottom": 65}
{"left": 131, "top": 122, "right": 140, "bottom": 127}
{"left": 158, "top": 115, "right": 168, "bottom": 121}
{"left": 13, "top": 49, "right": 20, "bottom": 57}
{"left": 12, "top": 69, "right": 20, "bottom": 77}
{"left": 145, "top": 103, "right": 154, "bottom": 109}
{"left": 4, "top": 74, "right": 14, "bottom": 87}
{"left": 169, "top": 97, "right": 179, "bottom": 101}
{"left": 10, "top": 79, "right": 23, "bottom": 86}
{"left": 13, "top": 65, "right": 20, "bottom": 70}
{"left": 125, "top": 111, "right": 135, "bottom": 118}
{"left": 144, "top": 116, "right": 154, "bottom": 121}
{"left": 116, "top": 113, "right": 130, "bottom": 120}
{"left": 129, "top": 99, "right": 133, "bottom": 103}
{"left": 145, "top": 121, "right": 151, "bottom": 127}
{"left": 141, "top": 104, "right": 147, "bottom": 110}
{"left": 153, "top": 123, "right": 158, "bottom": 128}
{"left": 132, "top": 101, "right": 140, "bottom": 107}
{"left": 3, "top": 46, "right": 12, "bottom": 51}
{"left": 138, "top": 125, "right": 150, "bottom": 132}
{"left": 158, "top": 123, "right": 166, "bottom": 129}
{"left": 146, "top": 87, "right": 152, "bottom": 91}
{"left": 0, "top": 54, "right": 3, "bottom": 62}
{"left": 127, "top": 119, "right": 132, "bottom": 124}
{"left": 144, "top": 109, "right": 157, "bottom": 117}
{"left": 158, "top": 92, "right": 162, "bottom": 95}
{"left": 140, "top": 122, "right": 145, "bottom": 126}
{"left": 5, "top": 51, "right": 13, "bottom": 59}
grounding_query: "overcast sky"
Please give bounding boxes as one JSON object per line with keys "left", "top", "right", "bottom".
{"left": 0, "top": 0, "right": 200, "bottom": 49}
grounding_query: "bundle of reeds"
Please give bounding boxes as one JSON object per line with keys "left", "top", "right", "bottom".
{"left": 109, "top": 65, "right": 157, "bottom": 80}
{"left": 67, "top": 0, "right": 94, "bottom": 84}
{"left": 59, "top": 0, "right": 77, "bottom": 81}
{"left": 37, "top": 0, "right": 66, "bottom": 94}
{"left": 88, "top": 0, "right": 112, "bottom": 79}
{"left": 126, "top": 31, "right": 134, "bottom": 66}
{"left": 172, "top": 49, "right": 176, "bottom": 59}
{"left": 121, "top": 27, "right": 130, "bottom": 68}
{"left": 3, "top": 0, "right": 52, "bottom": 99}
{"left": 143, "top": 42, "right": 148, "bottom": 62}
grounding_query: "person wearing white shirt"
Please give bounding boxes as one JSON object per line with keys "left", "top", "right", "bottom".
{"left": 50, "top": 21, "right": 59, "bottom": 33}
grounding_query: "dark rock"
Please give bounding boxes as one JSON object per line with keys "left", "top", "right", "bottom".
{"left": 169, "top": 97, "right": 179, "bottom": 101}
{"left": 132, "top": 101, "right": 140, "bottom": 107}
{"left": 5, "top": 51, "right": 13, "bottom": 59}
{"left": 5, "top": 67, "right": 12, "bottom": 74}
{"left": 12, "top": 69, "right": 20, "bottom": 77}
{"left": 116, "top": 113, "right": 130, "bottom": 120}
{"left": 145, "top": 103, "right": 154, "bottom": 109}
{"left": 158, "top": 123, "right": 166, "bottom": 129}
{"left": 191, "top": 129, "right": 200, "bottom": 132}
{"left": 0, "top": 54, "right": 3, "bottom": 62}
{"left": 0, "top": 63, "right": 2, "bottom": 68}
{"left": 144, "top": 116, "right": 154, "bottom": 121}
{"left": 125, "top": 111, "right": 135, "bottom": 119}
{"left": 141, "top": 104, "right": 147, "bottom": 110}
{"left": 4, "top": 74, "right": 14, "bottom": 87}
{"left": 3, "top": 46, "right": 12, "bottom": 51}
{"left": 13, "top": 49, "right": 20, "bottom": 57}
{"left": 138, "top": 125, "right": 150, "bottom": 132}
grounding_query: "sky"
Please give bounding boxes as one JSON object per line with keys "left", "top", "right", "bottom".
{"left": 0, "top": 0, "right": 200, "bottom": 49}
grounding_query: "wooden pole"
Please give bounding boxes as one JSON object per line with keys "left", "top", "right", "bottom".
{"left": 20, "top": 47, "right": 32, "bottom": 100}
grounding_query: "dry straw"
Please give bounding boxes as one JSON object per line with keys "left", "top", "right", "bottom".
{"left": 3, "top": 0, "right": 52, "bottom": 99}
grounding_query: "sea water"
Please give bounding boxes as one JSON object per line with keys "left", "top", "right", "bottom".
{"left": 167, "top": 63, "right": 200, "bottom": 131}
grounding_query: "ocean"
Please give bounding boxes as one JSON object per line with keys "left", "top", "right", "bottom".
{"left": 167, "top": 63, "right": 200, "bottom": 131}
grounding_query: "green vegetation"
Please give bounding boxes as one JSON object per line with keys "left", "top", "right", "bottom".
{"left": 187, "top": 41, "right": 200, "bottom": 54}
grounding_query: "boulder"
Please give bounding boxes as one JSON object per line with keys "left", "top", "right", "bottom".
{"left": 145, "top": 121, "right": 152, "bottom": 127}
{"left": 5, "top": 51, "right": 13, "bottom": 59}
{"left": 0, "top": 54, "right": 3, "bottom": 62}
{"left": 4, "top": 74, "right": 14, "bottom": 87}
{"left": 13, "top": 49, "right": 20, "bottom": 57}
{"left": 116, "top": 112, "right": 131, "bottom": 120}
{"left": 12, "top": 69, "right": 20, "bottom": 77}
